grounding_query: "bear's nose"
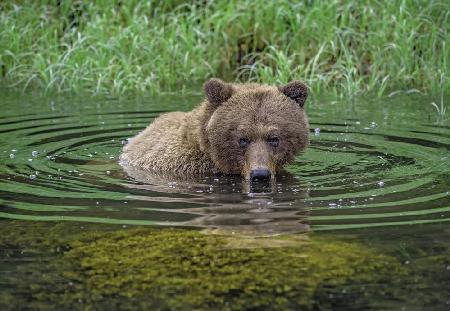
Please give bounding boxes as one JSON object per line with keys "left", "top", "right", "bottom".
{"left": 250, "top": 168, "right": 271, "bottom": 182}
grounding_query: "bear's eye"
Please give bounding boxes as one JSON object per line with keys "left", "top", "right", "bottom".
{"left": 267, "top": 137, "right": 279, "bottom": 147}
{"left": 239, "top": 138, "right": 250, "bottom": 149}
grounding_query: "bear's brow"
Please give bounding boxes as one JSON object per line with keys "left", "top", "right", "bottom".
{"left": 250, "top": 90, "right": 269, "bottom": 114}
{"left": 252, "top": 90, "right": 269, "bottom": 101}
{"left": 251, "top": 91, "right": 276, "bottom": 123}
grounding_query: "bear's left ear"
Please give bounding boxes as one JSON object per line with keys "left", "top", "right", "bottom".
{"left": 278, "top": 81, "right": 308, "bottom": 107}
{"left": 204, "top": 78, "right": 233, "bottom": 106}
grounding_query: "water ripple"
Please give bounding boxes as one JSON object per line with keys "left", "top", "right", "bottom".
{"left": 0, "top": 94, "right": 449, "bottom": 234}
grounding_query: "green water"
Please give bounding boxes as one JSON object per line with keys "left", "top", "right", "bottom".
{"left": 0, "top": 90, "right": 449, "bottom": 310}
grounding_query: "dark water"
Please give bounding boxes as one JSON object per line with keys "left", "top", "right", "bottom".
{"left": 0, "top": 89, "right": 449, "bottom": 310}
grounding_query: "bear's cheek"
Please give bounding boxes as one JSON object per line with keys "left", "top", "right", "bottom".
{"left": 213, "top": 143, "right": 245, "bottom": 172}
{"left": 273, "top": 133, "right": 307, "bottom": 165}
{"left": 271, "top": 145, "right": 293, "bottom": 166}
{"left": 207, "top": 131, "right": 245, "bottom": 172}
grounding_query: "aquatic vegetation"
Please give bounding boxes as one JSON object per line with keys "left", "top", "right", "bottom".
{"left": 0, "top": 221, "right": 411, "bottom": 310}
{"left": 0, "top": 0, "right": 448, "bottom": 97}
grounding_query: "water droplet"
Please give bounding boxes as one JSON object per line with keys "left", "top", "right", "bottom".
{"left": 370, "top": 121, "right": 377, "bottom": 128}
{"left": 9, "top": 153, "right": 15, "bottom": 159}
{"left": 106, "top": 170, "right": 111, "bottom": 175}
{"left": 314, "top": 128, "right": 321, "bottom": 136}
{"left": 29, "top": 174, "right": 36, "bottom": 180}
{"left": 377, "top": 181, "right": 385, "bottom": 187}
{"left": 28, "top": 158, "right": 33, "bottom": 162}
{"left": 31, "top": 150, "right": 38, "bottom": 157}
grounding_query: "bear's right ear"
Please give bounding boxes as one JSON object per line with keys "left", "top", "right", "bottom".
{"left": 279, "top": 81, "right": 308, "bottom": 107}
{"left": 204, "top": 78, "right": 233, "bottom": 105}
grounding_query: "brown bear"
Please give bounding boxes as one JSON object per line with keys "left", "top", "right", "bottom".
{"left": 119, "top": 79, "right": 309, "bottom": 183}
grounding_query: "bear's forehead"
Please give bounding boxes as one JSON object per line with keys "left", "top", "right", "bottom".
{"left": 215, "top": 91, "right": 300, "bottom": 129}
{"left": 233, "top": 83, "right": 274, "bottom": 91}
{"left": 232, "top": 84, "right": 275, "bottom": 96}
{"left": 226, "top": 87, "right": 295, "bottom": 113}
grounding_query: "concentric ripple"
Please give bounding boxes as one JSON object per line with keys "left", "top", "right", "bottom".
{"left": 0, "top": 92, "right": 449, "bottom": 234}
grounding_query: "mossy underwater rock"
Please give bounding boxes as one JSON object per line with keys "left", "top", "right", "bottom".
{"left": 0, "top": 224, "right": 408, "bottom": 311}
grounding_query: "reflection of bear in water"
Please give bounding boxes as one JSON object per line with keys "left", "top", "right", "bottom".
{"left": 120, "top": 79, "right": 309, "bottom": 182}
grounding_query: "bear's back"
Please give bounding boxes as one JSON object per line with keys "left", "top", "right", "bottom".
{"left": 120, "top": 110, "right": 215, "bottom": 175}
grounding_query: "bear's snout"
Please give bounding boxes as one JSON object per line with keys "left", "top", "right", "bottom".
{"left": 250, "top": 168, "right": 271, "bottom": 182}
{"left": 243, "top": 141, "right": 275, "bottom": 182}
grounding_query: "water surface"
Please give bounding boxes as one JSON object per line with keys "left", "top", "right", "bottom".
{"left": 0, "top": 90, "right": 449, "bottom": 309}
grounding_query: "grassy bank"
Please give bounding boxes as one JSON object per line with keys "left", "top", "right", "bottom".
{"left": 0, "top": 0, "right": 448, "bottom": 97}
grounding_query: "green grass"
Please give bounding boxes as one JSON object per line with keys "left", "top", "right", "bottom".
{"left": 430, "top": 71, "right": 447, "bottom": 121}
{"left": 0, "top": 0, "right": 448, "bottom": 98}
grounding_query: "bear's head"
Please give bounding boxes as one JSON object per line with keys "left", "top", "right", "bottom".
{"left": 201, "top": 78, "right": 309, "bottom": 183}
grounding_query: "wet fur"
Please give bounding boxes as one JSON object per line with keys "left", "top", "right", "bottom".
{"left": 120, "top": 79, "right": 309, "bottom": 179}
